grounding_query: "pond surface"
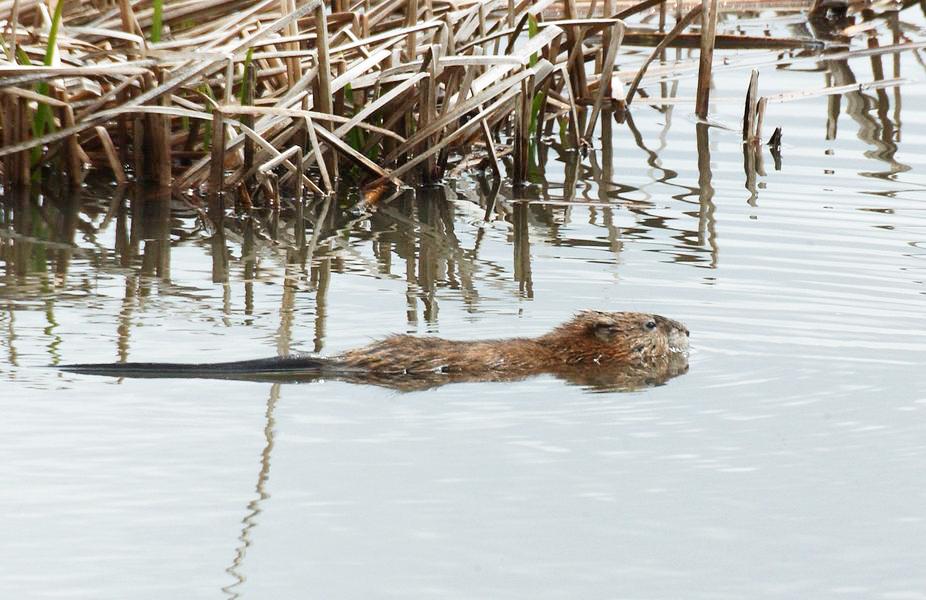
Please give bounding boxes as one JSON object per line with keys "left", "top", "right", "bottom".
{"left": 4, "top": 10, "right": 926, "bottom": 600}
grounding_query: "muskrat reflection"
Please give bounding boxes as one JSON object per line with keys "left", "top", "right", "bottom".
{"left": 68, "top": 355, "right": 688, "bottom": 393}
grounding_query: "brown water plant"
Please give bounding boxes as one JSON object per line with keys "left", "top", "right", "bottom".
{"left": 0, "top": 0, "right": 911, "bottom": 206}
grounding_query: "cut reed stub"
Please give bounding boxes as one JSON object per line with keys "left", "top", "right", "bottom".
{"left": 208, "top": 108, "right": 227, "bottom": 220}
{"left": 743, "top": 69, "right": 760, "bottom": 142}
{"left": 695, "top": 0, "right": 719, "bottom": 120}
{"left": 768, "top": 127, "right": 783, "bottom": 148}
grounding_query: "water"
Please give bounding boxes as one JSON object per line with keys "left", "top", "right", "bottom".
{"left": 4, "top": 9, "right": 926, "bottom": 599}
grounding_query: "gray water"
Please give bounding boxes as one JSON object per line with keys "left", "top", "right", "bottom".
{"left": 3, "top": 10, "right": 926, "bottom": 600}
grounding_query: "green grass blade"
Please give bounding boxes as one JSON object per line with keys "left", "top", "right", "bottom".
{"left": 31, "top": 0, "right": 66, "bottom": 167}
{"left": 151, "top": 0, "right": 164, "bottom": 43}
{"left": 43, "top": 0, "right": 64, "bottom": 66}
{"left": 238, "top": 48, "right": 254, "bottom": 105}
{"left": 344, "top": 84, "right": 366, "bottom": 152}
{"left": 529, "top": 91, "right": 545, "bottom": 136}
{"left": 200, "top": 84, "right": 216, "bottom": 150}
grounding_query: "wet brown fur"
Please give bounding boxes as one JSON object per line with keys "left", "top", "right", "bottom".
{"left": 336, "top": 311, "right": 689, "bottom": 375}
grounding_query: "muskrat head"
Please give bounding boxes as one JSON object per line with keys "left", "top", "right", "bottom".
{"left": 542, "top": 310, "right": 690, "bottom": 367}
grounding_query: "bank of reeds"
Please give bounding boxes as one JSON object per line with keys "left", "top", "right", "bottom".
{"left": 0, "top": 0, "right": 903, "bottom": 210}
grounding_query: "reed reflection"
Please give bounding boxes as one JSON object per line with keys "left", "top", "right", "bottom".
{"left": 824, "top": 52, "right": 909, "bottom": 180}
{"left": 534, "top": 106, "right": 715, "bottom": 267}
{"left": 742, "top": 137, "right": 765, "bottom": 207}
{"left": 137, "top": 186, "right": 172, "bottom": 282}
{"left": 306, "top": 197, "right": 333, "bottom": 353}
{"left": 241, "top": 218, "right": 256, "bottom": 317}
{"left": 211, "top": 218, "right": 230, "bottom": 285}
{"left": 889, "top": 12, "right": 902, "bottom": 134}
{"left": 1, "top": 187, "right": 81, "bottom": 365}
{"left": 592, "top": 111, "right": 625, "bottom": 256}
{"left": 695, "top": 123, "right": 719, "bottom": 268}
{"left": 222, "top": 383, "right": 279, "bottom": 600}
{"left": 619, "top": 111, "right": 719, "bottom": 264}
{"left": 1, "top": 187, "right": 78, "bottom": 283}
{"left": 512, "top": 202, "right": 533, "bottom": 298}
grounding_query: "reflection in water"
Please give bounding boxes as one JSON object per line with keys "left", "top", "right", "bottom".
{"left": 512, "top": 202, "right": 533, "bottom": 298}
{"left": 310, "top": 256, "right": 330, "bottom": 354}
{"left": 63, "top": 352, "right": 690, "bottom": 393}
{"left": 890, "top": 13, "right": 903, "bottom": 136}
{"left": 2, "top": 187, "right": 79, "bottom": 281}
{"left": 222, "top": 383, "right": 278, "bottom": 599}
{"left": 2, "top": 187, "right": 82, "bottom": 366}
{"left": 825, "top": 51, "right": 909, "bottom": 181}
{"left": 211, "top": 220, "right": 229, "bottom": 285}
{"left": 743, "top": 140, "right": 762, "bottom": 207}
{"left": 1, "top": 307, "right": 15, "bottom": 369}
{"left": 695, "top": 123, "right": 719, "bottom": 268}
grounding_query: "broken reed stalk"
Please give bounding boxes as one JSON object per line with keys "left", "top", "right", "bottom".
{"left": 754, "top": 97, "right": 767, "bottom": 142}
{"left": 60, "top": 101, "right": 83, "bottom": 187}
{"left": 406, "top": 0, "right": 420, "bottom": 61}
{"left": 313, "top": 2, "right": 337, "bottom": 181}
{"left": 95, "top": 126, "right": 127, "bottom": 184}
{"left": 133, "top": 114, "right": 146, "bottom": 184}
{"left": 209, "top": 108, "right": 226, "bottom": 219}
{"left": 257, "top": 145, "right": 311, "bottom": 199}
{"left": 8, "top": 97, "right": 28, "bottom": 188}
{"left": 1, "top": 95, "right": 11, "bottom": 191}
{"left": 584, "top": 20, "right": 625, "bottom": 141}
{"left": 417, "top": 48, "right": 438, "bottom": 184}
{"left": 743, "top": 70, "right": 772, "bottom": 143}
{"left": 295, "top": 147, "right": 304, "bottom": 199}
{"left": 242, "top": 62, "right": 257, "bottom": 181}
{"left": 513, "top": 75, "right": 533, "bottom": 187}
{"left": 152, "top": 74, "right": 173, "bottom": 187}
{"left": 601, "top": 0, "right": 616, "bottom": 95}
{"left": 695, "top": 0, "right": 719, "bottom": 119}
{"left": 743, "top": 69, "right": 759, "bottom": 141}
{"left": 481, "top": 117, "right": 502, "bottom": 178}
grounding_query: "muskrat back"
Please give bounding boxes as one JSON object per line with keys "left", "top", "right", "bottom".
{"left": 337, "top": 310, "right": 689, "bottom": 373}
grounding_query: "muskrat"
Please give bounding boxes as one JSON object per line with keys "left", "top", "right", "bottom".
{"left": 60, "top": 311, "right": 690, "bottom": 391}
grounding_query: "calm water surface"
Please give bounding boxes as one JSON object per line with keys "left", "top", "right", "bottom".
{"left": 3, "top": 10, "right": 926, "bottom": 600}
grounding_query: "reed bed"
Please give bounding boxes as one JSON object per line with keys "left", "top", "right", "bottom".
{"left": 0, "top": 0, "right": 907, "bottom": 210}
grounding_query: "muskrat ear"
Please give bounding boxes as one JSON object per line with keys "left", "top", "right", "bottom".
{"left": 592, "top": 320, "right": 620, "bottom": 342}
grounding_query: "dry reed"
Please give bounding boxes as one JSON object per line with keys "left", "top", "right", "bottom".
{"left": 0, "top": 0, "right": 900, "bottom": 206}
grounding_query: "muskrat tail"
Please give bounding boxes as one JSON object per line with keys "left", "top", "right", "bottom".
{"left": 58, "top": 354, "right": 335, "bottom": 379}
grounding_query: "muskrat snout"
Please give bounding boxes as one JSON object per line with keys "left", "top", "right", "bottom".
{"left": 645, "top": 313, "right": 689, "bottom": 355}
{"left": 665, "top": 320, "right": 690, "bottom": 354}
{"left": 667, "top": 328, "right": 690, "bottom": 354}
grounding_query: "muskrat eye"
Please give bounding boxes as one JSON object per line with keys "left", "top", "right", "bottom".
{"left": 644, "top": 320, "right": 657, "bottom": 331}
